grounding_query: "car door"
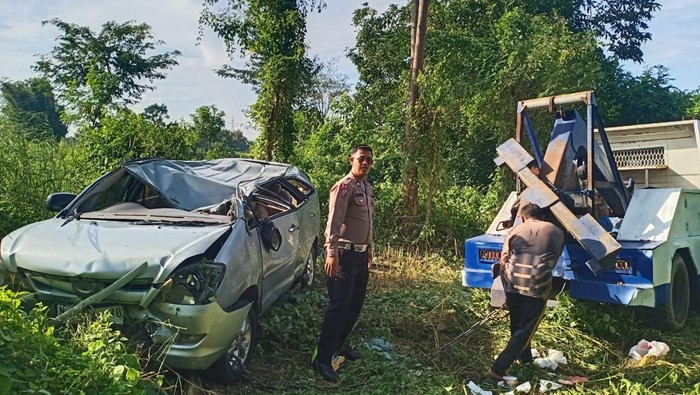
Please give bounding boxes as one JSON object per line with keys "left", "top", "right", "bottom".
{"left": 284, "top": 177, "right": 319, "bottom": 278}
{"left": 251, "top": 186, "right": 301, "bottom": 311}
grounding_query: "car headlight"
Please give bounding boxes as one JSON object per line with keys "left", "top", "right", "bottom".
{"left": 158, "top": 259, "right": 226, "bottom": 305}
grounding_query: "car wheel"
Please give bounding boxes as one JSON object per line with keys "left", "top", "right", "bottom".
{"left": 646, "top": 254, "right": 689, "bottom": 331}
{"left": 299, "top": 249, "right": 316, "bottom": 289}
{"left": 209, "top": 302, "right": 257, "bottom": 383}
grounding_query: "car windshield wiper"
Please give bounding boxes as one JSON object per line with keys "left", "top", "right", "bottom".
{"left": 132, "top": 219, "right": 214, "bottom": 227}
{"left": 61, "top": 209, "right": 81, "bottom": 227}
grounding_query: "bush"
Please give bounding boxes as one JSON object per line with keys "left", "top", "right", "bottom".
{"left": 370, "top": 181, "right": 489, "bottom": 257}
{"left": 0, "top": 288, "right": 163, "bottom": 394}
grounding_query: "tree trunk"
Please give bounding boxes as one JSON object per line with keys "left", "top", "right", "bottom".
{"left": 403, "top": 0, "right": 429, "bottom": 220}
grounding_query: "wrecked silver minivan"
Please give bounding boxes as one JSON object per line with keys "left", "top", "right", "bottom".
{"left": 0, "top": 158, "right": 320, "bottom": 382}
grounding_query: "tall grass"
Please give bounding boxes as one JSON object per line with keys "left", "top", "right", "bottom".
{"left": 0, "top": 121, "right": 93, "bottom": 236}
{"left": 211, "top": 248, "right": 700, "bottom": 394}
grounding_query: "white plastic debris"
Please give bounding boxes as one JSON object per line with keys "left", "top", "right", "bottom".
{"left": 515, "top": 381, "right": 532, "bottom": 392}
{"left": 539, "top": 379, "right": 562, "bottom": 393}
{"left": 534, "top": 358, "right": 557, "bottom": 370}
{"left": 531, "top": 348, "right": 541, "bottom": 358}
{"left": 467, "top": 381, "right": 493, "bottom": 395}
{"left": 501, "top": 380, "right": 530, "bottom": 394}
{"left": 628, "top": 339, "right": 670, "bottom": 361}
{"left": 534, "top": 349, "right": 568, "bottom": 370}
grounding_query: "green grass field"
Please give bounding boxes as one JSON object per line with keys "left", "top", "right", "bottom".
{"left": 204, "top": 249, "right": 700, "bottom": 395}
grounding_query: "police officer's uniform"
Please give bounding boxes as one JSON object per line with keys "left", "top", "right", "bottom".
{"left": 315, "top": 171, "right": 374, "bottom": 367}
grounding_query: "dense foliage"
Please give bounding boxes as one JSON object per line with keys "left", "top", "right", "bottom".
{"left": 0, "top": 288, "right": 163, "bottom": 393}
{"left": 2, "top": 1, "right": 700, "bottom": 393}
{"left": 0, "top": 77, "right": 68, "bottom": 139}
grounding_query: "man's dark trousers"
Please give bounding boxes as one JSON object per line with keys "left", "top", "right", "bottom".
{"left": 491, "top": 291, "right": 547, "bottom": 375}
{"left": 316, "top": 250, "right": 369, "bottom": 364}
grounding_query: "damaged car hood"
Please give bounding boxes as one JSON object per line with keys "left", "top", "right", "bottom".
{"left": 125, "top": 158, "right": 292, "bottom": 210}
{"left": 2, "top": 218, "right": 230, "bottom": 281}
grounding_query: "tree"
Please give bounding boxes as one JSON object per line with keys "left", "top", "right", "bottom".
{"left": 142, "top": 103, "right": 170, "bottom": 125}
{"left": 34, "top": 18, "right": 181, "bottom": 128}
{"left": 686, "top": 89, "right": 700, "bottom": 120}
{"left": 307, "top": 60, "right": 350, "bottom": 120}
{"left": 404, "top": 0, "right": 430, "bottom": 220}
{"left": 597, "top": 64, "right": 691, "bottom": 126}
{"left": 523, "top": 0, "right": 661, "bottom": 63}
{"left": 0, "top": 78, "right": 68, "bottom": 139}
{"left": 189, "top": 105, "right": 250, "bottom": 158}
{"left": 78, "top": 110, "right": 194, "bottom": 176}
{"left": 200, "top": 0, "right": 323, "bottom": 162}
{"left": 345, "top": 0, "right": 607, "bottom": 202}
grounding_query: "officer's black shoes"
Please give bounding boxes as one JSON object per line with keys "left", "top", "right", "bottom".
{"left": 340, "top": 348, "right": 362, "bottom": 361}
{"left": 312, "top": 359, "right": 338, "bottom": 382}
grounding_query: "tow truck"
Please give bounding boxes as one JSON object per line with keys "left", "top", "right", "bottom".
{"left": 463, "top": 90, "right": 700, "bottom": 330}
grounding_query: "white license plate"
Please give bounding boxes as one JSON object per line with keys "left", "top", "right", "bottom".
{"left": 56, "top": 304, "right": 125, "bottom": 325}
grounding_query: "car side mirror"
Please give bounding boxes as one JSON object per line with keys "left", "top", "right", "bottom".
{"left": 260, "top": 220, "right": 282, "bottom": 251}
{"left": 46, "top": 192, "right": 77, "bottom": 212}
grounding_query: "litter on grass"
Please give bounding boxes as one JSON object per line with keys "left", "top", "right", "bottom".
{"left": 364, "top": 338, "right": 394, "bottom": 361}
{"left": 466, "top": 380, "right": 492, "bottom": 395}
{"left": 628, "top": 339, "right": 670, "bottom": 361}
{"left": 539, "top": 379, "right": 562, "bottom": 392}
{"left": 558, "top": 376, "right": 588, "bottom": 386}
{"left": 534, "top": 349, "right": 567, "bottom": 370}
{"left": 515, "top": 381, "right": 532, "bottom": 392}
{"left": 503, "top": 381, "right": 532, "bottom": 394}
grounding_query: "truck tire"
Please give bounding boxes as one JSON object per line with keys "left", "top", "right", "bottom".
{"left": 658, "top": 254, "right": 690, "bottom": 331}
{"left": 208, "top": 301, "right": 257, "bottom": 383}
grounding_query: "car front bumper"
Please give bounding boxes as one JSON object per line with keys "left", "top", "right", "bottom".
{"left": 146, "top": 301, "right": 252, "bottom": 370}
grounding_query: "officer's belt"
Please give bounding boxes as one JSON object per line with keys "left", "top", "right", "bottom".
{"left": 338, "top": 242, "right": 369, "bottom": 252}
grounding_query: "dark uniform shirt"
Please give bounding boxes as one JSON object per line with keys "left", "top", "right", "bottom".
{"left": 325, "top": 172, "right": 374, "bottom": 258}
{"left": 500, "top": 220, "right": 565, "bottom": 299}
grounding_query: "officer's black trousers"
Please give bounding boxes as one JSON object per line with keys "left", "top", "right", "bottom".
{"left": 316, "top": 250, "right": 369, "bottom": 364}
{"left": 491, "top": 291, "right": 547, "bottom": 375}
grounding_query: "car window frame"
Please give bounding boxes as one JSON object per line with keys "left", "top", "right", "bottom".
{"left": 282, "top": 177, "right": 315, "bottom": 204}
{"left": 247, "top": 193, "right": 293, "bottom": 222}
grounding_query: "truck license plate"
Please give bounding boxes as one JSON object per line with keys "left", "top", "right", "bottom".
{"left": 56, "top": 304, "right": 125, "bottom": 325}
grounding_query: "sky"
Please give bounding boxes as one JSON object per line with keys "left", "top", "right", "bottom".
{"left": 0, "top": 1, "right": 698, "bottom": 140}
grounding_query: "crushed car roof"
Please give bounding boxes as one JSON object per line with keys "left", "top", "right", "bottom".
{"left": 124, "top": 158, "right": 303, "bottom": 211}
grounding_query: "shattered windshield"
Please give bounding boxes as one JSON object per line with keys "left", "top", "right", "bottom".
{"left": 71, "top": 168, "right": 232, "bottom": 224}
{"left": 76, "top": 169, "right": 174, "bottom": 213}
{"left": 66, "top": 159, "right": 292, "bottom": 223}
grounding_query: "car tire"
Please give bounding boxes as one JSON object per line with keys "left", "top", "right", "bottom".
{"left": 208, "top": 301, "right": 257, "bottom": 383}
{"left": 298, "top": 249, "right": 316, "bottom": 289}
{"left": 647, "top": 254, "right": 689, "bottom": 331}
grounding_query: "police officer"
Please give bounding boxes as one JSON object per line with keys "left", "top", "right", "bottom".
{"left": 489, "top": 203, "right": 565, "bottom": 381}
{"left": 312, "top": 144, "right": 374, "bottom": 382}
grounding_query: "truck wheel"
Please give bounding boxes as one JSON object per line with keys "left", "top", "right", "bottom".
{"left": 659, "top": 254, "right": 690, "bottom": 331}
{"left": 208, "top": 302, "right": 257, "bottom": 383}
